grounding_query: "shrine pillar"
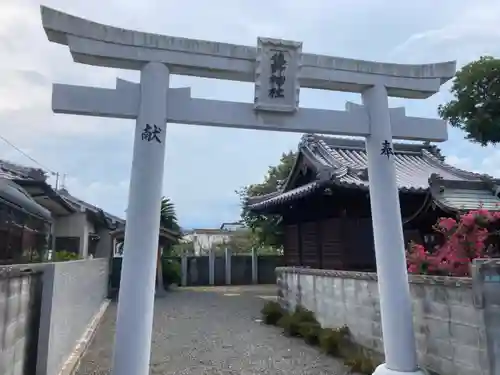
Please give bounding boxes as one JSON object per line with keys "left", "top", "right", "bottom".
{"left": 363, "top": 85, "right": 422, "bottom": 375}
{"left": 111, "top": 62, "right": 169, "bottom": 375}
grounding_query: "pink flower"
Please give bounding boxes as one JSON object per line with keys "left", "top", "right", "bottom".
{"left": 437, "top": 217, "right": 457, "bottom": 231}
{"left": 408, "top": 264, "right": 418, "bottom": 273}
{"left": 406, "top": 207, "right": 499, "bottom": 277}
{"left": 460, "top": 213, "right": 476, "bottom": 227}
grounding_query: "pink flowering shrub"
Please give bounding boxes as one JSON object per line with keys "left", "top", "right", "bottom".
{"left": 406, "top": 208, "right": 500, "bottom": 277}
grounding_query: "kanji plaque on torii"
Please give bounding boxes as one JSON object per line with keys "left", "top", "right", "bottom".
{"left": 254, "top": 38, "right": 301, "bottom": 112}
{"left": 41, "top": 5, "right": 456, "bottom": 375}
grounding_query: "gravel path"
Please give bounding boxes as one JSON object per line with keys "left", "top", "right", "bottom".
{"left": 76, "top": 286, "right": 349, "bottom": 375}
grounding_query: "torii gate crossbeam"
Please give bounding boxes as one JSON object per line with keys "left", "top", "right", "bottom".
{"left": 52, "top": 79, "right": 447, "bottom": 141}
{"left": 40, "top": 6, "right": 456, "bottom": 375}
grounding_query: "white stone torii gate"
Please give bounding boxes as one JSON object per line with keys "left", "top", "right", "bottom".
{"left": 41, "top": 6, "right": 456, "bottom": 375}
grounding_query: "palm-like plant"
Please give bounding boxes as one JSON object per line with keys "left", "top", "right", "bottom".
{"left": 156, "top": 196, "right": 181, "bottom": 295}
{"left": 160, "top": 197, "right": 180, "bottom": 232}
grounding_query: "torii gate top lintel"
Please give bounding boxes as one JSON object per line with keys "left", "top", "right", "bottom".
{"left": 41, "top": 6, "right": 456, "bottom": 99}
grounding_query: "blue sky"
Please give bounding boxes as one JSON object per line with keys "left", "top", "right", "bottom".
{"left": 1, "top": 0, "right": 500, "bottom": 229}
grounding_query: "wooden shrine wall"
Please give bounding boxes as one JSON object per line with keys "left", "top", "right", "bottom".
{"left": 283, "top": 217, "right": 377, "bottom": 271}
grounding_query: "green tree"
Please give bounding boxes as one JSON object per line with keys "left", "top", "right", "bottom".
{"left": 213, "top": 229, "right": 283, "bottom": 255}
{"left": 171, "top": 240, "right": 195, "bottom": 256}
{"left": 439, "top": 56, "right": 500, "bottom": 146}
{"left": 160, "top": 197, "right": 181, "bottom": 232}
{"left": 213, "top": 229, "right": 256, "bottom": 254}
{"left": 237, "top": 151, "right": 297, "bottom": 248}
{"left": 157, "top": 196, "right": 181, "bottom": 294}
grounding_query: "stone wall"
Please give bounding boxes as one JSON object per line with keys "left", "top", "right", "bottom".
{"left": 36, "top": 259, "right": 109, "bottom": 375}
{"left": 0, "top": 266, "right": 43, "bottom": 375}
{"left": 276, "top": 266, "right": 491, "bottom": 375}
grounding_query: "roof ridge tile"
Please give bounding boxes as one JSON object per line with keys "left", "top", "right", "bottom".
{"left": 421, "top": 149, "right": 486, "bottom": 181}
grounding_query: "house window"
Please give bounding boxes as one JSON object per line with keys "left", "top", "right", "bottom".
{"left": 0, "top": 202, "right": 50, "bottom": 264}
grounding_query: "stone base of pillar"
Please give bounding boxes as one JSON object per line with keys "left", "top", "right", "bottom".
{"left": 373, "top": 364, "right": 428, "bottom": 375}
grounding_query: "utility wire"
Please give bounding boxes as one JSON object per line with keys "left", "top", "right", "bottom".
{"left": 0, "top": 134, "right": 58, "bottom": 176}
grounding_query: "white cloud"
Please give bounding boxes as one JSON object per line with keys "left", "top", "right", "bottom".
{"left": 389, "top": 0, "right": 500, "bottom": 64}
{"left": 64, "top": 177, "right": 129, "bottom": 217}
{"left": 478, "top": 149, "right": 500, "bottom": 178}
{"left": 445, "top": 155, "right": 475, "bottom": 172}
{"left": 2, "top": 0, "right": 500, "bottom": 227}
{"left": 445, "top": 148, "right": 500, "bottom": 179}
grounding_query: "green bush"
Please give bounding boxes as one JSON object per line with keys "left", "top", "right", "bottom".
{"left": 337, "top": 325, "right": 350, "bottom": 337}
{"left": 319, "top": 327, "right": 349, "bottom": 356}
{"left": 266, "top": 305, "right": 380, "bottom": 374}
{"left": 277, "top": 314, "right": 302, "bottom": 337}
{"left": 53, "top": 251, "right": 80, "bottom": 262}
{"left": 298, "top": 321, "right": 321, "bottom": 345}
{"left": 162, "top": 258, "right": 181, "bottom": 286}
{"left": 260, "top": 301, "right": 284, "bottom": 325}
{"left": 277, "top": 306, "right": 319, "bottom": 337}
{"left": 293, "top": 306, "right": 317, "bottom": 324}
{"left": 344, "top": 350, "right": 379, "bottom": 374}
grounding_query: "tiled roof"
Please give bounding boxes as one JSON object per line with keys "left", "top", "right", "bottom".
{"left": 0, "top": 160, "right": 75, "bottom": 216}
{"left": 220, "top": 221, "right": 246, "bottom": 230}
{"left": 188, "top": 229, "right": 228, "bottom": 235}
{"left": 304, "top": 135, "right": 483, "bottom": 191}
{"left": 249, "top": 134, "right": 500, "bottom": 211}
{"left": 0, "top": 160, "right": 47, "bottom": 181}
{"left": 428, "top": 176, "right": 500, "bottom": 212}
{"left": 0, "top": 178, "right": 52, "bottom": 221}
{"left": 248, "top": 181, "right": 327, "bottom": 208}
{"left": 438, "top": 188, "right": 500, "bottom": 211}
{"left": 58, "top": 188, "right": 125, "bottom": 224}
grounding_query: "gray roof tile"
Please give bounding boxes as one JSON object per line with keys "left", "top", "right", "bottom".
{"left": 249, "top": 134, "right": 499, "bottom": 211}
{"left": 0, "top": 160, "right": 47, "bottom": 181}
{"left": 312, "top": 135, "right": 482, "bottom": 191}
{"left": 437, "top": 188, "right": 500, "bottom": 211}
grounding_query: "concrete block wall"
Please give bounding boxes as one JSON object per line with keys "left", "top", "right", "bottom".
{"left": 0, "top": 267, "right": 42, "bottom": 375}
{"left": 37, "top": 259, "right": 109, "bottom": 375}
{"left": 276, "top": 267, "right": 490, "bottom": 375}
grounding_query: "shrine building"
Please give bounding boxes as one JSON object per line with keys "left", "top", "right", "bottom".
{"left": 247, "top": 134, "right": 500, "bottom": 271}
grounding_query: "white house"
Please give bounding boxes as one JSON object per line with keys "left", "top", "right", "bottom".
{"left": 182, "top": 222, "right": 249, "bottom": 255}
{"left": 182, "top": 228, "right": 231, "bottom": 256}
{"left": 56, "top": 188, "right": 125, "bottom": 258}
{"left": 220, "top": 221, "right": 246, "bottom": 231}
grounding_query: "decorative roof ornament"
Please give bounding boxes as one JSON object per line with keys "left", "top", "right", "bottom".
{"left": 479, "top": 175, "right": 500, "bottom": 197}
{"left": 422, "top": 141, "right": 445, "bottom": 161}
{"left": 354, "top": 168, "right": 369, "bottom": 181}
{"left": 428, "top": 173, "right": 445, "bottom": 193}
{"left": 276, "top": 180, "right": 285, "bottom": 191}
{"left": 316, "top": 167, "right": 337, "bottom": 181}
{"left": 299, "top": 134, "right": 316, "bottom": 149}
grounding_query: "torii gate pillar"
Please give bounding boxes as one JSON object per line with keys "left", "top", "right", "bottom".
{"left": 363, "top": 85, "right": 418, "bottom": 372}
{"left": 112, "top": 62, "right": 169, "bottom": 375}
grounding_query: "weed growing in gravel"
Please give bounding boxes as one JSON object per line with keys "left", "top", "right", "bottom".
{"left": 298, "top": 321, "right": 321, "bottom": 345}
{"left": 260, "top": 301, "right": 380, "bottom": 374}
{"left": 260, "top": 301, "right": 284, "bottom": 325}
